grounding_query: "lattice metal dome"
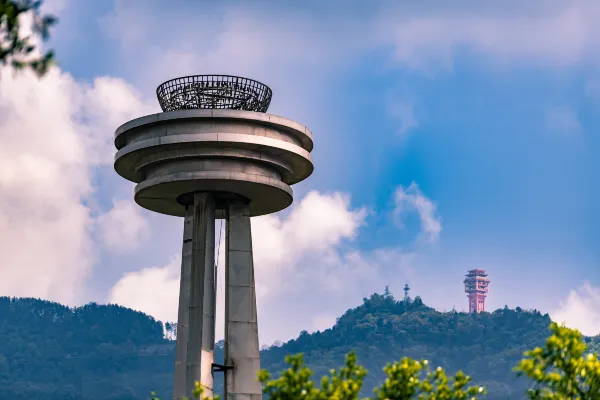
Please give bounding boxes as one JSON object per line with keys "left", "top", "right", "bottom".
{"left": 156, "top": 75, "right": 272, "bottom": 113}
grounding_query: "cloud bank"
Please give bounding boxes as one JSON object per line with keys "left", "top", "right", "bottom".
{"left": 0, "top": 67, "right": 151, "bottom": 305}
{"left": 552, "top": 282, "right": 600, "bottom": 337}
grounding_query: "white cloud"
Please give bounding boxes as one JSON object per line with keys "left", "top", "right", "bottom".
{"left": 109, "top": 256, "right": 181, "bottom": 323}
{"left": 551, "top": 282, "right": 600, "bottom": 336}
{"left": 251, "top": 191, "right": 368, "bottom": 302}
{"left": 377, "top": 2, "right": 600, "bottom": 72}
{"left": 104, "top": 1, "right": 600, "bottom": 78}
{"left": 97, "top": 1, "right": 372, "bottom": 130}
{"left": 75, "top": 76, "right": 155, "bottom": 164}
{"left": 0, "top": 66, "right": 149, "bottom": 305}
{"left": 96, "top": 199, "right": 149, "bottom": 252}
{"left": 394, "top": 182, "right": 441, "bottom": 243}
{"left": 106, "top": 189, "right": 431, "bottom": 343}
{"left": 109, "top": 191, "right": 368, "bottom": 317}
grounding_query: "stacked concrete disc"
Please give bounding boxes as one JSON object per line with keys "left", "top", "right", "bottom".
{"left": 114, "top": 109, "right": 314, "bottom": 218}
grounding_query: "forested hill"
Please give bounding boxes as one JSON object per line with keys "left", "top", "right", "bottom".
{"left": 0, "top": 295, "right": 598, "bottom": 400}
{"left": 0, "top": 297, "right": 170, "bottom": 400}
{"left": 261, "top": 294, "right": 598, "bottom": 399}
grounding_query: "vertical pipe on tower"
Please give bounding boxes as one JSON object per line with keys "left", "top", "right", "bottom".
{"left": 224, "top": 201, "right": 262, "bottom": 399}
{"left": 173, "top": 193, "right": 216, "bottom": 399}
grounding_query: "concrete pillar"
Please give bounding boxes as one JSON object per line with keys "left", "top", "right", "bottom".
{"left": 173, "top": 193, "right": 217, "bottom": 399}
{"left": 224, "top": 201, "right": 262, "bottom": 400}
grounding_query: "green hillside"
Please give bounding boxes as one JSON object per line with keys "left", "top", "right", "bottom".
{"left": 0, "top": 294, "right": 597, "bottom": 399}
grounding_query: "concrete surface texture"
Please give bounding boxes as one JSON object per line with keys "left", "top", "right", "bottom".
{"left": 114, "top": 109, "right": 314, "bottom": 218}
{"left": 225, "top": 201, "right": 262, "bottom": 399}
{"left": 113, "top": 109, "right": 314, "bottom": 399}
{"left": 172, "top": 193, "right": 218, "bottom": 399}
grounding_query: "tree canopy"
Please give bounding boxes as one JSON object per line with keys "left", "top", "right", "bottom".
{"left": 160, "top": 321, "right": 599, "bottom": 400}
{"left": 0, "top": 0, "right": 56, "bottom": 76}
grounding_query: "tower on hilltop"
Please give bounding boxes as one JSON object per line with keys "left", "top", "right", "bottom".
{"left": 403, "top": 283, "right": 410, "bottom": 302}
{"left": 383, "top": 285, "right": 392, "bottom": 298}
{"left": 464, "top": 269, "right": 490, "bottom": 313}
{"left": 113, "top": 75, "right": 314, "bottom": 399}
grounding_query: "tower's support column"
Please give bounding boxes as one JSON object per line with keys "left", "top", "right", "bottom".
{"left": 224, "top": 201, "right": 262, "bottom": 400}
{"left": 173, "top": 193, "right": 217, "bottom": 399}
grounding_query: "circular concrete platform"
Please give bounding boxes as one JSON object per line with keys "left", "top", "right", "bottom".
{"left": 114, "top": 109, "right": 314, "bottom": 217}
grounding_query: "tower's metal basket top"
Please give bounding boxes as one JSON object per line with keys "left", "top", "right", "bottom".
{"left": 156, "top": 75, "right": 272, "bottom": 113}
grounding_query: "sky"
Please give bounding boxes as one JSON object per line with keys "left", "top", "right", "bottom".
{"left": 0, "top": 0, "right": 599, "bottom": 345}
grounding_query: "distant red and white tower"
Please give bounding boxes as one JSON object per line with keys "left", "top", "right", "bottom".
{"left": 464, "top": 269, "right": 490, "bottom": 313}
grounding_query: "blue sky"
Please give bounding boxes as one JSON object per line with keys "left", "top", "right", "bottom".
{"left": 0, "top": 0, "right": 598, "bottom": 344}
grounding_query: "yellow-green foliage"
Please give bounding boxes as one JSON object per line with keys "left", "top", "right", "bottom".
{"left": 515, "top": 322, "right": 600, "bottom": 399}
{"left": 157, "top": 322, "right": 599, "bottom": 399}
{"left": 372, "top": 358, "right": 484, "bottom": 399}
{"left": 258, "top": 352, "right": 367, "bottom": 399}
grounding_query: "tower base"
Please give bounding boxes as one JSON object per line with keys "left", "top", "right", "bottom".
{"left": 172, "top": 192, "right": 261, "bottom": 400}
{"left": 224, "top": 201, "right": 262, "bottom": 399}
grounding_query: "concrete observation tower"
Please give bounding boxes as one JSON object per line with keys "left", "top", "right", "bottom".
{"left": 113, "top": 75, "right": 314, "bottom": 399}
